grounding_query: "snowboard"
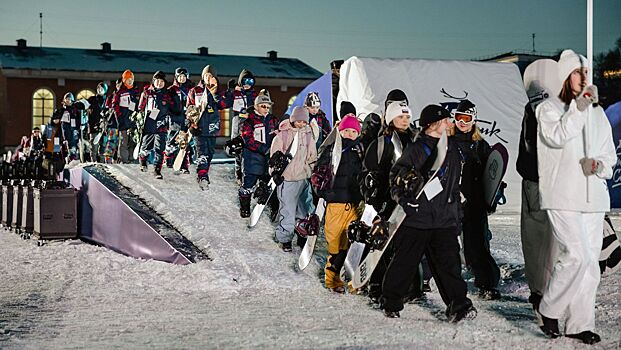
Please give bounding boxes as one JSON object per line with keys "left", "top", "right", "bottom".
{"left": 600, "top": 216, "right": 621, "bottom": 276}
{"left": 351, "top": 130, "right": 448, "bottom": 289}
{"left": 483, "top": 143, "right": 509, "bottom": 210}
{"left": 343, "top": 131, "right": 405, "bottom": 279}
{"left": 248, "top": 132, "right": 300, "bottom": 228}
{"left": 173, "top": 131, "right": 193, "bottom": 172}
{"left": 298, "top": 131, "right": 342, "bottom": 270}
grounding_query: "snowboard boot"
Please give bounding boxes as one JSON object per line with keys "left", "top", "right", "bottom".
{"left": 140, "top": 158, "right": 147, "bottom": 172}
{"left": 197, "top": 174, "right": 210, "bottom": 191}
{"left": 330, "top": 286, "right": 346, "bottom": 294}
{"left": 296, "top": 232, "right": 307, "bottom": 249}
{"left": 383, "top": 310, "right": 400, "bottom": 318}
{"left": 154, "top": 167, "right": 163, "bottom": 179}
{"left": 280, "top": 241, "right": 292, "bottom": 252}
{"left": 422, "top": 279, "right": 432, "bottom": 293}
{"left": 239, "top": 194, "right": 251, "bottom": 218}
{"left": 182, "top": 169, "right": 190, "bottom": 174}
{"left": 536, "top": 310, "right": 560, "bottom": 338}
{"left": 566, "top": 331, "right": 601, "bottom": 345}
{"left": 448, "top": 305, "right": 477, "bottom": 323}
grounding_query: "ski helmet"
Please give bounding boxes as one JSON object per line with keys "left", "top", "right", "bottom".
{"left": 63, "top": 92, "right": 75, "bottom": 104}
{"left": 96, "top": 82, "right": 108, "bottom": 96}
{"left": 385, "top": 89, "right": 409, "bottom": 110}
{"left": 304, "top": 92, "right": 321, "bottom": 108}
{"left": 454, "top": 99, "right": 477, "bottom": 118}
{"left": 175, "top": 67, "right": 189, "bottom": 79}
{"left": 152, "top": 71, "right": 166, "bottom": 82}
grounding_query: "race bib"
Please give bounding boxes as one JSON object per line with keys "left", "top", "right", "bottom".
{"left": 71, "top": 119, "right": 76, "bottom": 128}
{"left": 149, "top": 108, "right": 160, "bottom": 120}
{"left": 233, "top": 96, "right": 245, "bottom": 112}
{"left": 194, "top": 93, "right": 203, "bottom": 106}
{"left": 424, "top": 177, "right": 443, "bottom": 201}
{"left": 61, "top": 111, "right": 70, "bottom": 123}
{"left": 53, "top": 137, "right": 60, "bottom": 152}
{"left": 254, "top": 126, "right": 265, "bottom": 143}
{"left": 128, "top": 101, "right": 136, "bottom": 111}
{"left": 120, "top": 95, "right": 130, "bottom": 108}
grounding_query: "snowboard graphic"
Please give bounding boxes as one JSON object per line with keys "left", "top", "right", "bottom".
{"left": 483, "top": 143, "right": 509, "bottom": 210}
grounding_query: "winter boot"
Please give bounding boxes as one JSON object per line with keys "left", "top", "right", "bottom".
{"left": 446, "top": 300, "right": 477, "bottom": 323}
{"left": 280, "top": 241, "right": 292, "bottom": 252}
{"left": 239, "top": 194, "right": 251, "bottom": 218}
{"left": 154, "top": 167, "right": 163, "bottom": 179}
{"left": 140, "top": 158, "right": 147, "bottom": 172}
{"left": 383, "top": 310, "right": 400, "bottom": 318}
{"left": 566, "top": 331, "right": 601, "bottom": 345}
{"left": 197, "top": 174, "right": 210, "bottom": 191}
{"left": 535, "top": 310, "right": 560, "bottom": 338}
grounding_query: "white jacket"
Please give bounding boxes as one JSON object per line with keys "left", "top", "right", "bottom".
{"left": 536, "top": 96, "right": 616, "bottom": 212}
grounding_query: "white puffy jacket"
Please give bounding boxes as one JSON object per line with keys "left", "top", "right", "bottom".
{"left": 536, "top": 96, "right": 616, "bottom": 212}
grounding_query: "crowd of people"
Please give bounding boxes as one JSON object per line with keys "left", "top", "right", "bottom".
{"left": 8, "top": 49, "right": 617, "bottom": 344}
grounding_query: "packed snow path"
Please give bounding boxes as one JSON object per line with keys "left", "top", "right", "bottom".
{"left": 1, "top": 164, "right": 619, "bottom": 349}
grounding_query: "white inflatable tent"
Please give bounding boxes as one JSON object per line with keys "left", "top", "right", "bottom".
{"left": 337, "top": 56, "right": 528, "bottom": 212}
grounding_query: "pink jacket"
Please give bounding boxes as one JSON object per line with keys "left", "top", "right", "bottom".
{"left": 270, "top": 120, "right": 317, "bottom": 181}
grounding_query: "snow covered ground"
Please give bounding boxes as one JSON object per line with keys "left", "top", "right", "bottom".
{"left": 1, "top": 163, "right": 619, "bottom": 349}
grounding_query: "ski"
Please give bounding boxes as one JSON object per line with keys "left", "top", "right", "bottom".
{"left": 298, "top": 131, "right": 342, "bottom": 270}
{"left": 351, "top": 130, "right": 448, "bottom": 289}
{"left": 248, "top": 132, "right": 300, "bottom": 228}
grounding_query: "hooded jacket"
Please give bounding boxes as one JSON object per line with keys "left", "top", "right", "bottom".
{"left": 270, "top": 120, "right": 317, "bottom": 182}
{"left": 186, "top": 81, "right": 221, "bottom": 137}
{"left": 240, "top": 111, "right": 279, "bottom": 175}
{"left": 138, "top": 85, "right": 179, "bottom": 134}
{"left": 536, "top": 96, "right": 616, "bottom": 212}
{"left": 112, "top": 84, "right": 139, "bottom": 131}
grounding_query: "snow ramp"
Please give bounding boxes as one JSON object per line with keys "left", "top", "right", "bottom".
{"left": 66, "top": 165, "right": 208, "bottom": 265}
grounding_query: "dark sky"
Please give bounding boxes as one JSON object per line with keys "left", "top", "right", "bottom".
{"left": 1, "top": 0, "right": 619, "bottom": 71}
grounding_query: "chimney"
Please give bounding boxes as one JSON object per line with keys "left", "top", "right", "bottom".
{"left": 101, "top": 42, "right": 111, "bottom": 53}
{"left": 267, "top": 50, "right": 277, "bottom": 61}
{"left": 16, "top": 38, "right": 27, "bottom": 49}
{"left": 198, "top": 47, "right": 209, "bottom": 56}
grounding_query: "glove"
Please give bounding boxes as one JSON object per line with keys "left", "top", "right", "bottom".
{"left": 576, "top": 85, "right": 599, "bottom": 112}
{"left": 189, "top": 127, "right": 201, "bottom": 136}
{"left": 227, "top": 79, "right": 237, "bottom": 90}
{"left": 580, "top": 157, "right": 604, "bottom": 176}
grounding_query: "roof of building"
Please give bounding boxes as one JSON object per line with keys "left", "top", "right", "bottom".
{"left": 0, "top": 42, "right": 322, "bottom": 80}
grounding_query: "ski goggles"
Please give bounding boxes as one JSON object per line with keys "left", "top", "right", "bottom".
{"left": 258, "top": 104, "right": 271, "bottom": 109}
{"left": 242, "top": 77, "right": 255, "bottom": 86}
{"left": 453, "top": 113, "right": 475, "bottom": 124}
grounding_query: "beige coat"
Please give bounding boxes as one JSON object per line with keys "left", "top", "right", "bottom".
{"left": 270, "top": 120, "right": 317, "bottom": 181}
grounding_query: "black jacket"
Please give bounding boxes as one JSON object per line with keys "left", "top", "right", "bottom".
{"left": 362, "top": 127, "right": 418, "bottom": 217}
{"left": 516, "top": 104, "right": 539, "bottom": 182}
{"left": 316, "top": 138, "right": 364, "bottom": 204}
{"left": 452, "top": 129, "right": 491, "bottom": 210}
{"left": 390, "top": 133, "right": 462, "bottom": 230}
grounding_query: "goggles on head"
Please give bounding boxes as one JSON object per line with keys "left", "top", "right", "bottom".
{"left": 242, "top": 77, "right": 255, "bottom": 86}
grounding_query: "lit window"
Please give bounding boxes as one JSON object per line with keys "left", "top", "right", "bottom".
{"left": 220, "top": 109, "right": 231, "bottom": 137}
{"left": 32, "top": 88, "right": 55, "bottom": 128}
{"left": 76, "top": 89, "right": 95, "bottom": 100}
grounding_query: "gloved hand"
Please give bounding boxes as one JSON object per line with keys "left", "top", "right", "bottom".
{"left": 580, "top": 157, "right": 604, "bottom": 176}
{"left": 576, "top": 85, "right": 599, "bottom": 112}
{"left": 189, "top": 126, "right": 202, "bottom": 136}
{"left": 227, "top": 79, "right": 237, "bottom": 90}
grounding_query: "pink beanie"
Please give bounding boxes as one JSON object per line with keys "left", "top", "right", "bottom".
{"left": 338, "top": 113, "right": 361, "bottom": 133}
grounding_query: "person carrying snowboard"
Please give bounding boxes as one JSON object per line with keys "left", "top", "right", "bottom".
{"left": 535, "top": 49, "right": 615, "bottom": 344}
{"left": 359, "top": 97, "right": 424, "bottom": 303}
{"left": 58, "top": 92, "right": 88, "bottom": 163}
{"left": 304, "top": 92, "right": 332, "bottom": 150}
{"left": 165, "top": 67, "right": 195, "bottom": 172}
{"left": 270, "top": 106, "right": 317, "bottom": 252}
{"left": 137, "top": 71, "right": 180, "bottom": 179}
{"left": 312, "top": 114, "right": 363, "bottom": 292}
{"left": 185, "top": 65, "right": 220, "bottom": 187}
{"left": 382, "top": 104, "right": 475, "bottom": 322}
{"left": 238, "top": 94, "right": 279, "bottom": 218}
{"left": 449, "top": 99, "right": 501, "bottom": 300}
{"left": 85, "top": 82, "right": 109, "bottom": 162}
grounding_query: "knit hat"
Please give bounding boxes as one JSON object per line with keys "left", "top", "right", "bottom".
{"left": 122, "top": 70, "right": 133, "bottom": 82}
{"left": 339, "top": 101, "right": 357, "bottom": 119}
{"left": 338, "top": 113, "right": 361, "bottom": 133}
{"left": 304, "top": 92, "right": 321, "bottom": 108}
{"left": 385, "top": 89, "right": 409, "bottom": 109}
{"left": 289, "top": 106, "right": 309, "bottom": 123}
{"left": 558, "top": 49, "right": 588, "bottom": 83}
{"left": 384, "top": 101, "right": 411, "bottom": 126}
{"left": 201, "top": 65, "right": 216, "bottom": 79}
{"left": 454, "top": 99, "right": 477, "bottom": 118}
{"left": 152, "top": 71, "right": 166, "bottom": 81}
{"left": 419, "top": 105, "right": 450, "bottom": 128}
{"left": 254, "top": 94, "right": 273, "bottom": 106}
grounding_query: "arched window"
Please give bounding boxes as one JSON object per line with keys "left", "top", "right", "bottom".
{"left": 32, "top": 88, "right": 55, "bottom": 128}
{"left": 76, "top": 89, "right": 95, "bottom": 100}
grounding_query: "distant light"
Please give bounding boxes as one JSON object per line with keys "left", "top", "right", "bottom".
{"left": 603, "top": 69, "right": 621, "bottom": 79}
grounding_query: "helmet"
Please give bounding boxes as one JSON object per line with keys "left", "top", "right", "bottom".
{"left": 175, "top": 67, "right": 188, "bottom": 78}
{"left": 304, "top": 92, "right": 321, "bottom": 108}
{"left": 152, "top": 71, "right": 166, "bottom": 81}
{"left": 96, "top": 82, "right": 108, "bottom": 96}
{"left": 63, "top": 92, "right": 75, "bottom": 103}
{"left": 454, "top": 99, "right": 477, "bottom": 117}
